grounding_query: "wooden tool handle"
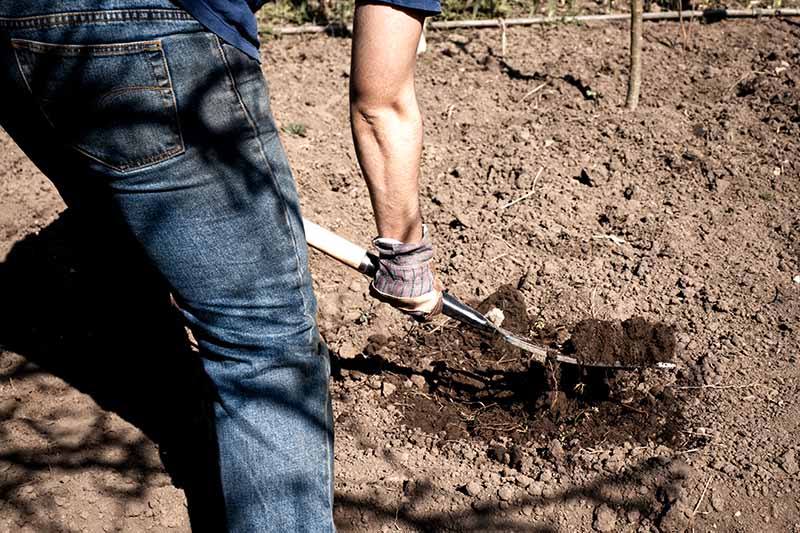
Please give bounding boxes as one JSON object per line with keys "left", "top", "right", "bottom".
{"left": 302, "top": 218, "right": 378, "bottom": 276}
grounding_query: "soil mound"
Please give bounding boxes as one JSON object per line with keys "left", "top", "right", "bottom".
{"left": 349, "top": 286, "right": 687, "bottom": 448}
{"left": 568, "top": 317, "right": 677, "bottom": 366}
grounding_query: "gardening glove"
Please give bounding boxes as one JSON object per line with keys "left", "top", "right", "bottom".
{"left": 369, "top": 225, "right": 443, "bottom": 321}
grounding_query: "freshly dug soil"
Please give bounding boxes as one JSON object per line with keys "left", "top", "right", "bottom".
{"left": 568, "top": 317, "right": 677, "bottom": 365}
{"left": 354, "top": 285, "right": 687, "bottom": 449}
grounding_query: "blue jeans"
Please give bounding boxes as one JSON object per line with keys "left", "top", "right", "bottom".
{"left": 0, "top": 2, "right": 334, "bottom": 531}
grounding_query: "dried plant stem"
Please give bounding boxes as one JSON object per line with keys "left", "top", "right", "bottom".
{"left": 625, "top": 0, "right": 643, "bottom": 110}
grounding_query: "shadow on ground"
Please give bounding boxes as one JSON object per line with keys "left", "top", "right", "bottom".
{"left": 332, "top": 453, "right": 685, "bottom": 531}
{"left": 0, "top": 210, "right": 226, "bottom": 531}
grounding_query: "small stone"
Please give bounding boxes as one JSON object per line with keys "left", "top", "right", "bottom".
{"left": 780, "top": 450, "right": 798, "bottom": 475}
{"left": 711, "top": 490, "right": 725, "bottom": 512}
{"left": 522, "top": 505, "right": 534, "bottom": 516}
{"left": 633, "top": 260, "right": 648, "bottom": 278}
{"left": 713, "top": 300, "right": 730, "bottom": 313}
{"left": 410, "top": 375, "right": 426, "bottom": 389}
{"left": 338, "top": 341, "right": 361, "bottom": 359}
{"left": 498, "top": 485, "right": 515, "bottom": 501}
{"left": 382, "top": 382, "right": 397, "bottom": 397}
{"left": 793, "top": 275, "right": 800, "bottom": 284}
{"left": 593, "top": 504, "right": 618, "bottom": 532}
{"left": 527, "top": 481, "right": 544, "bottom": 497}
{"left": 465, "top": 481, "right": 482, "bottom": 497}
{"left": 485, "top": 307, "right": 505, "bottom": 327}
{"left": 548, "top": 439, "right": 565, "bottom": 462}
{"left": 344, "top": 310, "right": 362, "bottom": 322}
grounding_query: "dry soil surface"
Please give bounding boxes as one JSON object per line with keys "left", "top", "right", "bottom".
{"left": 1, "top": 16, "right": 799, "bottom": 533}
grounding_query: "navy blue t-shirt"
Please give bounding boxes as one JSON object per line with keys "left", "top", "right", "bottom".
{"left": 177, "top": 0, "right": 441, "bottom": 61}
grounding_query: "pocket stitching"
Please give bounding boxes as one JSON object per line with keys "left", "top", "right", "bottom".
{"left": 0, "top": 10, "right": 196, "bottom": 31}
{"left": 11, "top": 38, "right": 162, "bottom": 56}
{"left": 11, "top": 39, "right": 185, "bottom": 173}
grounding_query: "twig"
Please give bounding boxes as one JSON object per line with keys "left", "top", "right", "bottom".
{"left": 495, "top": 354, "right": 519, "bottom": 365}
{"left": 680, "top": 448, "right": 705, "bottom": 454}
{"left": 625, "top": 0, "right": 643, "bottom": 110}
{"left": 692, "top": 474, "right": 713, "bottom": 516}
{"left": 499, "top": 18, "right": 507, "bottom": 57}
{"left": 592, "top": 234, "right": 626, "bottom": 245}
{"left": 671, "top": 383, "right": 760, "bottom": 390}
{"left": 500, "top": 167, "right": 544, "bottom": 209}
{"left": 618, "top": 402, "right": 648, "bottom": 415}
{"left": 490, "top": 253, "right": 508, "bottom": 262}
{"left": 426, "top": 317, "right": 453, "bottom": 335}
{"left": 532, "top": 167, "right": 543, "bottom": 190}
{"left": 678, "top": 0, "right": 687, "bottom": 48}
{"left": 520, "top": 81, "right": 549, "bottom": 102}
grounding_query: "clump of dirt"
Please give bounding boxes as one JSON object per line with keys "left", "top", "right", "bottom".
{"left": 364, "top": 285, "right": 687, "bottom": 448}
{"left": 567, "top": 317, "right": 677, "bottom": 366}
{"left": 476, "top": 284, "right": 529, "bottom": 335}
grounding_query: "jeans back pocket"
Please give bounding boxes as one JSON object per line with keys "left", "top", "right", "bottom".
{"left": 12, "top": 39, "right": 184, "bottom": 173}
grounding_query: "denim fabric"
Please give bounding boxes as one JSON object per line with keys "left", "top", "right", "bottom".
{"left": 0, "top": 1, "right": 334, "bottom": 531}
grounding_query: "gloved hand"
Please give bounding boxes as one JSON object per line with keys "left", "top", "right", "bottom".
{"left": 369, "top": 226, "right": 443, "bottom": 321}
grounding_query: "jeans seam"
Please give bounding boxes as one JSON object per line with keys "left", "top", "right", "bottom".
{"left": 213, "top": 36, "right": 314, "bottom": 336}
{"left": 158, "top": 43, "right": 186, "bottom": 159}
{"left": 323, "top": 352, "right": 335, "bottom": 527}
{"left": 0, "top": 9, "right": 194, "bottom": 30}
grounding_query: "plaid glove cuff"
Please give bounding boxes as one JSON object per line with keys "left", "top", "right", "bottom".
{"left": 372, "top": 226, "right": 436, "bottom": 299}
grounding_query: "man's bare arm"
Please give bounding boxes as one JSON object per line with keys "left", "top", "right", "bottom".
{"left": 349, "top": 3, "right": 442, "bottom": 318}
{"left": 349, "top": 2, "right": 425, "bottom": 243}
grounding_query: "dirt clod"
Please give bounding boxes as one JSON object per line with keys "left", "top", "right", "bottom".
{"left": 464, "top": 481, "right": 482, "bottom": 497}
{"left": 593, "top": 504, "right": 618, "bottom": 532}
{"left": 568, "top": 317, "right": 676, "bottom": 366}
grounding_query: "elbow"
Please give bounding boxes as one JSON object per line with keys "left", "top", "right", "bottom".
{"left": 350, "top": 85, "right": 418, "bottom": 126}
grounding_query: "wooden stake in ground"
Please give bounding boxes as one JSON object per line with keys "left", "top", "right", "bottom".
{"left": 625, "top": 0, "right": 643, "bottom": 110}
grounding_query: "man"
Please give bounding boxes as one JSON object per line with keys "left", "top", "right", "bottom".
{"left": 0, "top": 0, "right": 440, "bottom": 530}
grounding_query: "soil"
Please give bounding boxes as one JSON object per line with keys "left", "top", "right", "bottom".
{"left": 1, "top": 15, "right": 800, "bottom": 533}
{"left": 567, "top": 317, "right": 676, "bottom": 365}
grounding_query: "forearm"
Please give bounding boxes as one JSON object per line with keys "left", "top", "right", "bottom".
{"left": 350, "top": 3, "right": 425, "bottom": 243}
